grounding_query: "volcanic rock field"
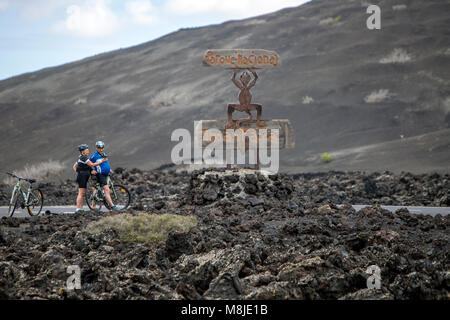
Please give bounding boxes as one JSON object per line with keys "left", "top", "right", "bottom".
{"left": 0, "top": 168, "right": 448, "bottom": 299}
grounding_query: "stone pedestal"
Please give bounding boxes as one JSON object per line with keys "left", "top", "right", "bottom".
{"left": 189, "top": 169, "right": 294, "bottom": 205}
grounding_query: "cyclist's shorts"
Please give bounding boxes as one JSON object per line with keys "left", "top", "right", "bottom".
{"left": 76, "top": 171, "right": 90, "bottom": 189}
{"left": 96, "top": 174, "right": 109, "bottom": 187}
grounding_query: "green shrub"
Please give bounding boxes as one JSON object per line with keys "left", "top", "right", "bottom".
{"left": 319, "top": 15, "right": 343, "bottom": 26}
{"left": 85, "top": 213, "right": 198, "bottom": 244}
{"left": 320, "top": 152, "right": 333, "bottom": 163}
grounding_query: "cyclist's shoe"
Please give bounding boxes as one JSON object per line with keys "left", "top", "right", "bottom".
{"left": 110, "top": 206, "right": 120, "bottom": 211}
{"left": 75, "top": 209, "right": 85, "bottom": 214}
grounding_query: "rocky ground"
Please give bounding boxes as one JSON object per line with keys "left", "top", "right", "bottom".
{"left": 0, "top": 168, "right": 448, "bottom": 299}
{"left": 1, "top": 167, "right": 449, "bottom": 208}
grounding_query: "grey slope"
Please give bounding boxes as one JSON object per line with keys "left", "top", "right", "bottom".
{"left": 0, "top": 0, "right": 449, "bottom": 175}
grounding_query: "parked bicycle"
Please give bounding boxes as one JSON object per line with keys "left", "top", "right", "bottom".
{"left": 6, "top": 172, "right": 44, "bottom": 217}
{"left": 85, "top": 174, "right": 131, "bottom": 211}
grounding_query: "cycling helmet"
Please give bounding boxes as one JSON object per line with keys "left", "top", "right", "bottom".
{"left": 95, "top": 141, "right": 105, "bottom": 148}
{"left": 78, "top": 144, "right": 89, "bottom": 151}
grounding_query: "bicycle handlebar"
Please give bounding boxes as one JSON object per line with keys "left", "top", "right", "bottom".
{"left": 6, "top": 172, "right": 18, "bottom": 178}
{"left": 6, "top": 172, "right": 25, "bottom": 180}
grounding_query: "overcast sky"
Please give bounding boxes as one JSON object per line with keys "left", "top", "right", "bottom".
{"left": 0, "top": 0, "right": 308, "bottom": 80}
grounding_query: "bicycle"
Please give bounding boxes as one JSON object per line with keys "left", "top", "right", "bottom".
{"left": 6, "top": 172, "right": 44, "bottom": 217}
{"left": 85, "top": 173, "right": 131, "bottom": 211}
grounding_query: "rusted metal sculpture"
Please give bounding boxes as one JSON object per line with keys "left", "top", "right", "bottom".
{"left": 226, "top": 68, "right": 264, "bottom": 129}
{"left": 200, "top": 49, "right": 294, "bottom": 171}
{"left": 202, "top": 49, "right": 279, "bottom": 130}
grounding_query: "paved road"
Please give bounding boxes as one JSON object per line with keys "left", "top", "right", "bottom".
{"left": 337, "top": 205, "right": 450, "bottom": 217}
{"left": 0, "top": 206, "right": 109, "bottom": 218}
{"left": 0, "top": 205, "right": 449, "bottom": 218}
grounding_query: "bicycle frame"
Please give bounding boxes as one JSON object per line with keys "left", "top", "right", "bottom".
{"left": 86, "top": 173, "right": 130, "bottom": 211}
{"left": 108, "top": 176, "right": 119, "bottom": 199}
{"left": 10, "top": 180, "right": 32, "bottom": 206}
{"left": 90, "top": 176, "right": 112, "bottom": 204}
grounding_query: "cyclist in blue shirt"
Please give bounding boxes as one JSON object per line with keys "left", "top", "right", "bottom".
{"left": 73, "top": 144, "right": 108, "bottom": 214}
{"left": 90, "top": 141, "right": 120, "bottom": 211}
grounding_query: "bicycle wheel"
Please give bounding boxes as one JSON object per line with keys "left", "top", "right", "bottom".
{"left": 85, "top": 184, "right": 103, "bottom": 211}
{"left": 8, "top": 191, "right": 20, "bottom": 217}
{"left": 108, "top": 184, "right": 131, "bottom": 210}
{"left": 27, "top": 189, "right": 43, "bottom": 216}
